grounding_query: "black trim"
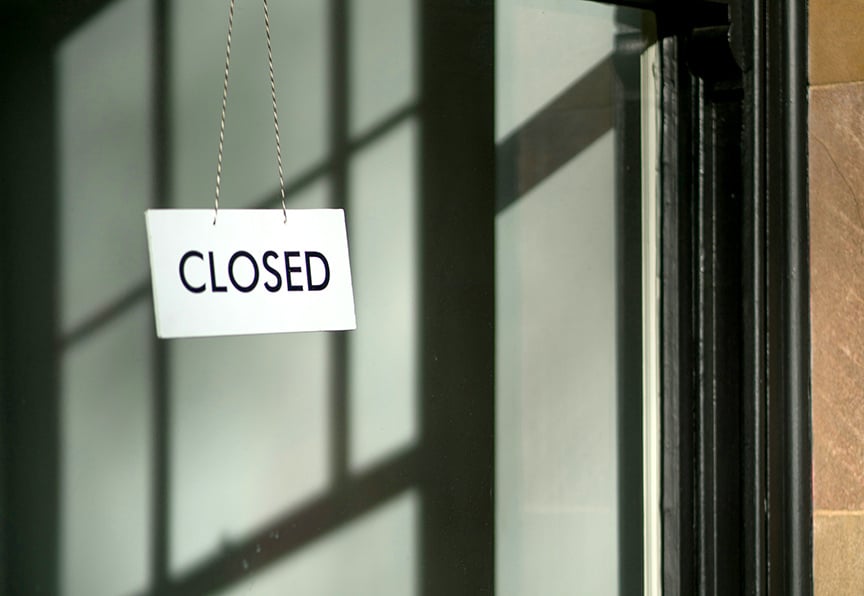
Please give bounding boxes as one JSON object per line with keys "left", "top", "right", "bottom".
{"left": 756, "top": 0, "right": 812, "bottom": 592}
{"left": 419, "top": 2, "right": 496, "bottom": 594}
{"left": 659, "top": 35, "right": 697, "bottom": 596}
{"left": 150, "top": 0, "right": 172, "bottom": 590}
{"left": 658, "top": 0, "right": 812, "bottom": 594}
{"left": 0, "top": 11, "right": 61, "bottom": 594}
{"left": 613, "top": 28, "right": 647, "bottom": 596}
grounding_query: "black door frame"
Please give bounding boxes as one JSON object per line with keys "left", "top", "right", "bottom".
{"left": 601, "top": 0, "right": 812, "bottom": 593}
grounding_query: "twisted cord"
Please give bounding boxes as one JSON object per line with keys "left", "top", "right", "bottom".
{"left": 213, "top": 0, "right": 287, "bottom": 223}
{"left": 263, "top": 0, "right": 287, "bottom": 222}
{"left": 213, "top": 0, "right": 236, "bottom": 224}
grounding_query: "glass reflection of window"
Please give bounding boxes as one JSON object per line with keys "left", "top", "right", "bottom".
{"left": 57, "top": 0, "right": 419, "bottom": 594}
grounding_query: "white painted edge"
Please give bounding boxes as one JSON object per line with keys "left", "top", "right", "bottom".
{"left": 641, "top": 41, "right": 663, "bottom": 596}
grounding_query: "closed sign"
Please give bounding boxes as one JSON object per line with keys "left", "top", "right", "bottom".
{"left": 145, "top": 209, "right": 356, "bottom": 338}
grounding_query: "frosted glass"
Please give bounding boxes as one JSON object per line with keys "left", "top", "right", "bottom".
{"left": 61, "top": 303, "right": 152, "bottom": 596}
{"left": 496, "top": 2, "right": 630, "bottom": 593}
{"left": 350, "top": 0, "right": 417, "bottom": 135}
{"left": 57, "top": 1, "right": 154, "bottom": 593}
{"left": 496, "top": 0, "right": 615, "bottom": 140}
{"left": 170, "top": 182, "right": 332, "bottom": 575}
{"left": 348, "top": 120, "right": 419, "bottom": 471}
{"left": 215, "top": 491, "right": 417, "bottom": 596}
{"left": 496, "top": 134, "right": 619, "bottom": 596}
{"left": 171, "top": 0, "right": 328, "bottom": 209}
{"left": 57, "top": 0, "right": 152, "bottom": 332}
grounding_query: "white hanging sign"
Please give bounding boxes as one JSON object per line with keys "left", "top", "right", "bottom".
{"left": 145, "top": 209, "right": 356, "bottom": 338}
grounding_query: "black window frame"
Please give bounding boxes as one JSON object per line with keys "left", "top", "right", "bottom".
{"left": 590, "top": 0, "right": 811, "bottom": 592}
{"left": 619, "top": 0, "right": 812, "bottom": 593}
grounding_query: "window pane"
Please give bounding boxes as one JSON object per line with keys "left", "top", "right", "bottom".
{"left": 496, "top": 2, "right": 651, "bottom": 593}
{"left": 169, "top": 183, "right": 332, "bottom": 575}
{"left": 349, "top": 0, "right": 417, "bottom": 135}
{"left": 57, "top": 0, "right": 154, "bottom": 593}
{"left": 58, "top": 0, "right": 152, "bottom": 333}
{"left": 348, "top": 119, "right": 419, "bottom": 471}
{"left": 171, "top": 0, "right": 328, "bottom": 209}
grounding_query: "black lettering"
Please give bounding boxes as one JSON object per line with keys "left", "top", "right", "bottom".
{"left": 262, "top": 250, "right": 282, "bottom": 292}
{"left": 305, "top": 251, "right": 330, "bottom": 291}
{"left": 284, "top": 251, "right": 304, "bottom": 291}
{"left": 179, "top": 250, "right": 206, "bottom": 293}
{"left": 228, "top": 251, "right": 259, "bottom": 293}
{"left": 208, "top": 251, "right": 227, "bottom": 292}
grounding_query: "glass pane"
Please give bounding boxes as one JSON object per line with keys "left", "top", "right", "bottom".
{"left": 348, "top": 119, "right": 419, "bottom": 471}
{"left": 7, "top": 1, "right": 653, "bottom": 594}
{"left": 349, "top": 0, "right": 417, "bottom": 135}
{"left": 213, "top": 491, "right": 417, "bottom": 596}
{"left": 172, "top": 0, "right": 329, "bottom": 208}
{"left": 57, "top": 0, "right": 153, "bottom": 593}
{"left": 168, "top": 182, "right": 332, "bottom": 576}
{"left": 61, "top": 303, "right": 152, "bottom": 596}
{"left": 496, "top": 3, "right": 653, "bottom": 593}
{"left": 58, "top": 0, "right": 152, "bottom": 333}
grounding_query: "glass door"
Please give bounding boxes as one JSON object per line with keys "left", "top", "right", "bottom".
{"left": 1, "top": 1, "right": 658, "bottom": 594}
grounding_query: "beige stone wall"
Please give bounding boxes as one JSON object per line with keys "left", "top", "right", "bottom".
{"left": 809, "top": 0, "right": 864, "bottom": 593}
